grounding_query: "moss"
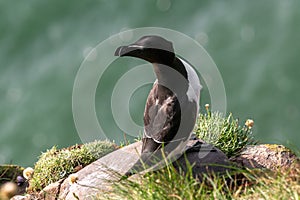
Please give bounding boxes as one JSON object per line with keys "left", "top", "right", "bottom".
{"left": 28, "top": 140, "right": 117, "bottom": 192}
{"left": 264, "top": 144, "right": 292, "bottom": 153}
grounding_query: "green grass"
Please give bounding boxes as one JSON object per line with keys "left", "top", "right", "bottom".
{"left": 98, "top": 161, "right": 300, "bottom": 200}
{"left": 239, "top": 167, "right": 300, "bottom": 200}
{"left": 100, "top": 161, "right": 231, "bottom": 200}
{"left": 28, "top": 140, "right": 117, "bottom": 192}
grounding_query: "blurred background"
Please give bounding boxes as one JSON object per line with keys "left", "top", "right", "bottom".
{"left": 1, "top": 0, "right": 299, "bottom": 166}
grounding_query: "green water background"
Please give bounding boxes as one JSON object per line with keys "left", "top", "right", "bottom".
{"left": 1, "top": 0, "right": 299, "bottom": 166}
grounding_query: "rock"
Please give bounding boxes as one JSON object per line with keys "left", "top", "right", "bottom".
{"left": 229, "top": 144, "right": 299, "bottom": 170}
{"left": 18, "top": 140, "right": 230, "bottom": 199}
{"left": 59, "top": 141, "right": 143, "bottom": 200}
{"left": 37, "top": 179, "right": 64, "bottom": 200}
{"left": 54, "top": 139, "right": 230, "bottom": 199}
{"left": 10, "top": 194, "right": 31, "bottom": 200}
{"left": 173, "top": 139, "right": 230, "bottom": 179}
{"left": 12, "top": 177, "right": 84, "bottom": 200}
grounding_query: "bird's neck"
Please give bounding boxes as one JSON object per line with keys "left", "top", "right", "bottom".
{"left": 153, "top": 63, "right": 167, "bottom": 83}
{"left": 152, "top": 59, "right": 188, "bottom": 96}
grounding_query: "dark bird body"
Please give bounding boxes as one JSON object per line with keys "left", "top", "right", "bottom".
{"left": 115, "top": 35, "right": 201, "bottom": 175}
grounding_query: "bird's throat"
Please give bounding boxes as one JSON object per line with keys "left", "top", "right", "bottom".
{"left": 152, "top": 62, "right": 188, "bottom": 98}
{"left": 152, "top": 63, "right": 174, "bottom": 86}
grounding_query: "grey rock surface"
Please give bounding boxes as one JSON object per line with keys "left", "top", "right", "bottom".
{"left": 10, "top": 194, "right": 31, "bottom": 200}
{"left": 60, "top": 141, "right": 143, "bottom": 200}
{"left": 229, "top": 144, "right": 299, "bottom": 170}
{"left": 59, "top": 139, "right": 230, "bottom": 199}
{"left": 12, "top": 140, "right": 231, "bottom": 199}
{"left": 173, "top": 139, "right": 230, "bottom": 179}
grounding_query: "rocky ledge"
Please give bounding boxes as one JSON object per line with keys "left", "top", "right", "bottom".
{"left": 6, "top": 140, "right": 299, "bottom": 200}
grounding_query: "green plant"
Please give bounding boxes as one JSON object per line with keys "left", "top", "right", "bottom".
{"left": 238, "top": 165, "right": 300, "bottom": 200}
{"left": 99, "top": 160, "right": 300, "bottom": 200}
{"left": 99, "top": 158, "right": 255, "bottom": 200}
{"left": 195, "top": 107, "right": 256, "bottom": 157}
{"left": 28, "top": 140, "right": 117, "bottom": 192}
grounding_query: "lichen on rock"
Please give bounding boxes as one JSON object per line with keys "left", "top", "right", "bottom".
{"left": 229, "top": 144, "right": 299, "bottom": 170}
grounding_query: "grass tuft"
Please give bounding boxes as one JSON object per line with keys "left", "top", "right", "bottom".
{"left": 195, "top": 109, "right": 256, "bottom": 157}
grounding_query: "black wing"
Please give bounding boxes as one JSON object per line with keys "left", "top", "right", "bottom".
{"left": 142, "top": 82, "right": 181, "bottom": 153}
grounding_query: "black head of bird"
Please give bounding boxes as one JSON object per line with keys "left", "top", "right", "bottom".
{"left": 115, "top": 35, "right": 188, "bottom": 86}
{"left": 115, "top": 35, "right": 175, "bottom": 65}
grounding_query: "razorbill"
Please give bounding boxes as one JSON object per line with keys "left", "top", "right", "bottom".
{"left": 115, "top": 35, "right": 202, "bottom": 175}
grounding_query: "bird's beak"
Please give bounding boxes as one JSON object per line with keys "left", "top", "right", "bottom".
{"left": 114, "top": 45, "right": 143, "bottom": 57}
{"left": 114, "top": 46, "right": 126, "bottom": 56}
